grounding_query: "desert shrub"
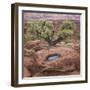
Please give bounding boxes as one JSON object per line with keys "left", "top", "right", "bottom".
{"left": 24, "top": 20, "right": 77, "bottom": 48}
{"left": 57, "top": 20, "right": 76, "bottom": 42}
{"left": 24, "top": 20, "right": 54, "bottom": 45}
{"left": 60, "top": 20, "right": 76, "bottom": 30}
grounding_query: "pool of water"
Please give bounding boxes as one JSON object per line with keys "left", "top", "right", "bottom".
{"left": 47, "top": 53, "right": 60, "bottom": 61}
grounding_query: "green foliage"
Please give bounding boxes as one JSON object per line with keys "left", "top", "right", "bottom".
{"left": 24, "top": 19, "right": 77, "bottom": 46}
{"left": 60, "top": 20, "right": 76, "bottom": 30}
{"left": 58, "top": 20, "right": 76, "bottom": 42}
{"left": 58, "top": 29, "right": 73, "bottom": 39}
{"left": 24, "top": 20, "right": 54, "bottom": 45}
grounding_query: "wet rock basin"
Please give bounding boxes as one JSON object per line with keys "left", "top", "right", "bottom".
{"left": 47, "top": 53, "right": 60, "bottom": 61}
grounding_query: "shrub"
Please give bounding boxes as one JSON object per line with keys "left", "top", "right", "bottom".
{"left": 24, "top": 20, "right": 54, "bottom": 46}
{"left": 24, "top": 20, "right": 77, "bottom": 47}
{"left": 57, "top": 20, "right": 76, "bottom": 42}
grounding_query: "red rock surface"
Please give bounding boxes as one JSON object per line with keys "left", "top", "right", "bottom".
{"left": 24, "top": 46, "right": 80, "bottom": 77}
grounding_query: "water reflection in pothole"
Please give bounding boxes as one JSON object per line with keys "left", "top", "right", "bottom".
{"left": 47, "top": 53, "right": 60, "bottom": 61}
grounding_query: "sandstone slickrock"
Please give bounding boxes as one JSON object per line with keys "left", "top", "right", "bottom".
{"left": 24, "top": 67, "right": 31, "bottom": 77}
{"left": 24, "top": 45, "right": 80, "bottom": 77}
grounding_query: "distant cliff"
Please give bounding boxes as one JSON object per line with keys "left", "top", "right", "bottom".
{"left": 23, "top": 12, "right": 80, "bottom": 22}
